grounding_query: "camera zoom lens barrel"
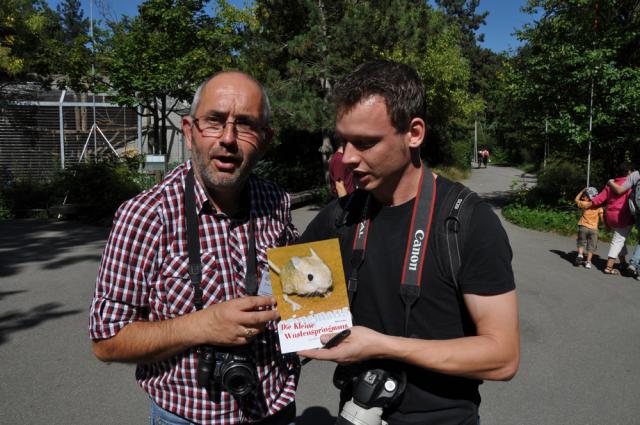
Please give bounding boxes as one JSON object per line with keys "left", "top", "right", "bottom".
{"left": 336, "top": 400, "right": 384, "bottom": 425}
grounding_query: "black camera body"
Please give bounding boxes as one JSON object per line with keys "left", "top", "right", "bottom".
{"left": 197, "top": 345, "right": 258, "bottom": 398}
{"left": 334, "top": 365, "right": 406, "bottom": 425}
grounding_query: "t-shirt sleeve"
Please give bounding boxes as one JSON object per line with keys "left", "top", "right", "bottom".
{"left": 576, "top": 199, "right": 590, "bottom": 209}
{"left": 298, "top": 200, "right": 341, "bottom": 244}
{"left": 590, "top": 186, "right": 608, "bottom": 206}
{"left": 88, "top": 199, "right": 161, "bottom": 340}
{"left": 458, "top": 203, "right": 515, "bottom": 295}
{"left": 622, "top": 171, "right": 640, "bottom": 191}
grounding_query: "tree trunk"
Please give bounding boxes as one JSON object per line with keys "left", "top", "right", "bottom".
{"left": 161, "top": 94, "right": 167, "bottom": 159}
{"left": 317, "top": 0, "right": 333, "bottom": 186}
{"left": 319, "top": 131, "right": 333, "bottom": 186}
{"left": 152, "top": 99, "right": 160, "bottom": 154}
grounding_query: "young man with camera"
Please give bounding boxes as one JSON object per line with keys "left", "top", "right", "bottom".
{"left": 298, "top": 60, "right": 520, "bottom": 425}
{"left": 89, "top": 71, "right": 299, "bottom": 424}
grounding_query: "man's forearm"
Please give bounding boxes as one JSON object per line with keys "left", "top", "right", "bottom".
{"left": 92, "top": 295, "right": 279, "bottom": 364}
{"left": 367, "top": 291, "right": 519, "bottom": 381}
{"left": 608, "top": 179, "right": 626, "bottom": 195}
{"left": 92, "top": 313, "right": 202, "bottom": 364}
{"left": 380, "top": 331, "right": 519, "bottom": 381}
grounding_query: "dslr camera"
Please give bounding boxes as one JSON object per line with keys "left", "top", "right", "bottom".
{"left": 333, "top": 365, "right": 406, "bottom": 425}
{"left": 196, "top": 345, "right": 258, "bottom": 398}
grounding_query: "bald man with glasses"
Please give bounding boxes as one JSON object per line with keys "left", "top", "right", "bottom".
{"left": 90, "top": 71, "right": 299, "bottom": 424}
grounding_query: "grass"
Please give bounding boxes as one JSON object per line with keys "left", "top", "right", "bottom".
{"left": 502, "top": 203, "right": 639, "bottom": 245}
{"left": 432, "top": 166, "right": 470, "bottom": 182}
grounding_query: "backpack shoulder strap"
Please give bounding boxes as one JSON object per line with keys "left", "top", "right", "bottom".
{"left": 437, "top": 180, "right": 482, "bottom": 295}
{"left": 333, "top": 189, "right": 369, "bottom": 236}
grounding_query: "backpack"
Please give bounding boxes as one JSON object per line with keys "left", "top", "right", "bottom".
{"left": 331, "top": 180, "right": 483, "bottom": 293}
{"left": 628, "top": 184, "right": 640, "bottom": 217}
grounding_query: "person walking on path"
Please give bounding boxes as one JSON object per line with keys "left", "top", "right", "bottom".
{"left": 328, "top": 141, "right": 355, "bottom": 198}
{"left": 608, "top": 167, "right": 640, "bottom": 279}
{"left": 574, "top": 187, "right": 604, "bottom": 269}
{"left": 298, "top": 60, "right": 519, "bottom": 424}
{"left": 481, "top": 148, "right": 490, "bottom": 168}
{"left": 582, "top": 162, "right": 634, "bottom": 275}
{"left": 89, "top": 71, "right": 299, "bottom": 424}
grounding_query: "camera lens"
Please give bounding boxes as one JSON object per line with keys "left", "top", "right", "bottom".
{"left": 222, "top": 362, "right": 257, "bottom": 397}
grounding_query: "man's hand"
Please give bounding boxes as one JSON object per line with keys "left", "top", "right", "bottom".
{"left": 298, "top": 326, "right": 385, "bottom": 365}
{"left": 195, "top": 295, "right": 279, "bottom": 346}
{"left": 92, "top": 295, "right": 278, "bottom": 363}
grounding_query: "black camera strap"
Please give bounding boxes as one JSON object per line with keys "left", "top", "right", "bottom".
{"left": 349, "top": 166, "right": 436, "bottom": 336}
{"left": 184, "top": 167, "right": 259, "bottom": 313}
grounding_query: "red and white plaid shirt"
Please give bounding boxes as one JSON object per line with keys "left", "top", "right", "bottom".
{"left": 89, "top": 162, "right": 300, "bottom": 424}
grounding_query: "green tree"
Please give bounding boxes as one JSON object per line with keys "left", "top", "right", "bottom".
{"left": 101, "top": 0, "right": 243, "bottom": 155}
{"left": 0, "top": 0, "right": 59, "bottom": 95}
{"left": 52, "top": 0, "right": 93, "bottom": 91}
{"left": 500, "top": 0, "right": 640, "bottom": 173}
{"left": 243, "top": 0, "right": 478, "bottom": 185}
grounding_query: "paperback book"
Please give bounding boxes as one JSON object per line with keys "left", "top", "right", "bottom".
{"left": 267, "top": 238, "right": 352, "bottom": 354}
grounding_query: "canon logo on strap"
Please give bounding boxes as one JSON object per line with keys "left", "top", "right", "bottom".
{"left": 357, "top": 222, "right": 366, "bottom": 239}
{"left": 408, "top": 230, "right": 425, "bottom": 271}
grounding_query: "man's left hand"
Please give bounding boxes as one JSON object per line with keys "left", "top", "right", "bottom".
{"left": 297, "top": 326, "right": 384, "bottom": 365}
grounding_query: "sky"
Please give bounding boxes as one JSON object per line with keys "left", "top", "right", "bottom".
{"left": 474, "top": 0, "right": 541, "bottom": 53}
{"left": 46, "top": 0, "right": 539, "bottom": 53}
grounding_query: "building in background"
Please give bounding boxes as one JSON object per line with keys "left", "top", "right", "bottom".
{"left": 0, "top": 84, "right": 188, "bottom": 182}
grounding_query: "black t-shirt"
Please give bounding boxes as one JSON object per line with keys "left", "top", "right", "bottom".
{"left": 299, "top": 176, "right": 515, "bottom": 425}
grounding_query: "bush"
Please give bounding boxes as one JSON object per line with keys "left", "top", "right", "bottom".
{"left": 519, "top": 159, "right": 587, "bottom": 207}
{"left": 449, "top": 139, "right": 472, "bottom": 170}
{"left": 0, "top": 178, "right": 57, "bottom": 217}
{"left": 0, "top": 155, "right": 150, "bottom": 222}
{"left": 56, "top": 156, "right": 145, "bottom": 221}
{"left": 254, "top": 159, "right": 324, "bottom": 193}
{"left": 0, "top": 192, "right": 12, "bottom": 220}
{"left": 489, "top": 146, "right": 509, "bottom": 165}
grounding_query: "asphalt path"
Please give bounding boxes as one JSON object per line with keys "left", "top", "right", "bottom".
{"left": 1, "top": 165, "right": 639, "bottom": 424}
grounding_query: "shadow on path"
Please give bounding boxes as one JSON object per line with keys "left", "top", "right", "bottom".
{"left": 0, "top": 301, "right": 82, "bottom": 346}
{"left": 0, "top": 219, "right": 109, "bottom": 277}
{"left": 549, "top": 249, "right": 607, "bottom": 271}
{"left": 296, "top": 406, "right": 337, "bottom": 425}
{"left": 478, "top": 190, "right": 514, "bottom": 208}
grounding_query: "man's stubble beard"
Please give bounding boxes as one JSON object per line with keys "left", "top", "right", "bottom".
{"left": 191, "top": 143, "right": 257, "bottom": 193}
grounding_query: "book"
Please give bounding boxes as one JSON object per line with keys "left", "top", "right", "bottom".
{"left": 267, "top": 238, "right": 352, "bottom": 354}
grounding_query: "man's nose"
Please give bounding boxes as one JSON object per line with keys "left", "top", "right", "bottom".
{"left": 219, "top": 121, "right": 238, "bottom": 147}
{"left": 341, "top": 142, "right": 358, "bottom": 167}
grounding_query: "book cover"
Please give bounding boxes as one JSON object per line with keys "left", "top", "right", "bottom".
{"left": 267, "top": 238, "right": 352, "bottom": 354}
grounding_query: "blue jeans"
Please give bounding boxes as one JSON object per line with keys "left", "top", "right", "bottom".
{"left": 629, "top": 244, "right": 640, "bottom": 269}
{"left": 150, "top": 400, "right": 193, "bottom": 425}
{"left": 150, "top": 399, "right": 296, "bottom": 425}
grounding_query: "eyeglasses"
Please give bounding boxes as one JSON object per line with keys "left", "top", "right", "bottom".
{"left": 192, "top": 116, "right": 264, "bottom": 141}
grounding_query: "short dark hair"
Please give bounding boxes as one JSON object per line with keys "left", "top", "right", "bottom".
{"left": 332, "top": 60, "right": 426, "bottom": 133}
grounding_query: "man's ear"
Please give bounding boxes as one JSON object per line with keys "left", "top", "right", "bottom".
{"left": 407, "top": 117, "right": 426, "bottom": 149}
{"left": 182, "top": 116, "right": 194, "bottom": 150}
{"left": 263, "top": 126, "right": 274, "bottom": 145}
{"left": 258, "top": 126, "right": 275, "bottom": 158}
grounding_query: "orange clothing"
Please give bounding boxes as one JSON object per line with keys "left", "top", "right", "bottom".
{"left": 576, "top": 199, "right": 603, "bottom": 230}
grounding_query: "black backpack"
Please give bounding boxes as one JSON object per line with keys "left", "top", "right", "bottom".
{"left": 332, "top": 179, "right": 483, "bottom": 293}
{"left": 628, "top": 184, "right": 640, "bottom": 218}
